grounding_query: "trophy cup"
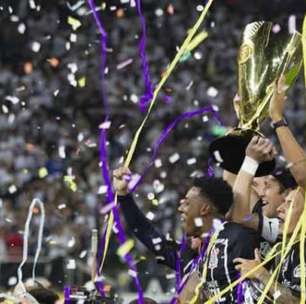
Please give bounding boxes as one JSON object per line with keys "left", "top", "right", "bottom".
{"left": 209, "top": 21, "right": 303, "bottom": 176}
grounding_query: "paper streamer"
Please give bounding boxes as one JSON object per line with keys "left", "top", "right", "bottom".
{"left": 17, "top": 198, "right": 45, "bottom": 290}
{"left": 130, "top": 105, "right": 220, "bottom": 192}
{"left": 100, "top": 0, "right": 214, "bottom": 272}
{"left": 135, "top": 0, "right": 154, "bottom": 111}
{"left": 299, "top": 189, "right": 306, "bottom": 304}
{"left": 86, "top": 1, "right": 144, "bottom": 301}
{"left": 302, "top": 15, "right": 306, "bottom": 87}
{"left": 16, "top": 198, "right": 45, "bottom": 303}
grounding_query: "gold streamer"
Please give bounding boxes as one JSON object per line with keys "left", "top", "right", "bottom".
{"left": 299, "top": 189, "right": 306, "bottom": 304}
{"left": 99, "top": 0, "right": 214, "bottom": 273}
{"left": 303, "top": 15, "right": 306, "bottom": 87}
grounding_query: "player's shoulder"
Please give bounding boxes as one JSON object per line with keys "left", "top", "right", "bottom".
{"left": 222, "top": 222, "right": 258, "bottom": 240}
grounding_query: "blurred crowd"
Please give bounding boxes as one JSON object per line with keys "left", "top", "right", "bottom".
{"left": 0, "top": 0, "right": 305, "bottom": 297}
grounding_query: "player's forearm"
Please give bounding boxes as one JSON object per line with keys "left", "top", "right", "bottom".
{"left": 275, "top": 126, "right": 306, "bottom": 187}
{"left": 257, "top": 269, "right": 300, "bottom": 304}
{"left": 232, "top": 170, "right": 253, "bottom": 223}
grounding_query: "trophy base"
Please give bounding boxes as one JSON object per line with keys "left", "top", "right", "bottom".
{"left": 209, "top": 129, "right": 275, "bottom": 177}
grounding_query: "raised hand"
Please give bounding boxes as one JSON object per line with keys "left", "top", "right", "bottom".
{"left": 246, "top": 136, "right": 276, "bottom": 163}
{"left": 113, "top": 167, "right": 131, "bottom": 196}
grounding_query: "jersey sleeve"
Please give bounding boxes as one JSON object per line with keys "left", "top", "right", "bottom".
{"left": 118, "top": 194, "right": 179, "bottom": 270}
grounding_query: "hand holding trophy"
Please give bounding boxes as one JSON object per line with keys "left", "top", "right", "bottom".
{"left": 209, "top": 21, "right": 303, "bottom": 176}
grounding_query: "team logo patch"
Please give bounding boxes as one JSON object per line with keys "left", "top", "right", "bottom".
{"left": 208, "top": 247, "right": 220, "bottom": 269}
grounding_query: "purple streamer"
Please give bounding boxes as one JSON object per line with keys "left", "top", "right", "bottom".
{"left": 170, "top": 231, "right": 212, "bottom": 304}
{"left": 130, "top": 105, "right": 219, "bottom": 192}
{"left": 86, "top": 1, "right": 144, "bottom": 302}
{"left": 64, "top": 286, "right": 71, "bottom": 304}
{"left": 135, "top": 0, "right": 154, "bottom": 111}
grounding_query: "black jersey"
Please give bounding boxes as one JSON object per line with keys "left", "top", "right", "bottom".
{"left": 200, "top": 222, "right": 259, "bottom": 303}
{"left": 119, "top": 194, "right": 259, "bottom": 303}
{"left": 278, "top": 242, "right": 306, "bottom": 299}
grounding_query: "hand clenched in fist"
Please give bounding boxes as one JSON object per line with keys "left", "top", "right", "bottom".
{"left": 113, "top": 167, "right": 131, "bottom": 196}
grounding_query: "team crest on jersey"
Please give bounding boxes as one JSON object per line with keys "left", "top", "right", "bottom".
{"left": 293, "top": 265, "right": 306, "bottom": 278}
{"left": 208, "top": 247, "right": 220, "bottom": 269}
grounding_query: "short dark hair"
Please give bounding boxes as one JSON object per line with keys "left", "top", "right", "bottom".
{"left": 193, "top": 176, "right": 233, "bottom": 215}
{"left": 28, "top": 287, "right": 59, "bottom": 304}
{"left": 272, "top": 168, "right": 297, "bottom": 192}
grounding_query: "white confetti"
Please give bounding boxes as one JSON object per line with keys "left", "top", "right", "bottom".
{"left": 70, "top": 33, "right": 77, "bottom": 42}
{"left": 117, "top": 58, "right": 133, "bottom": 70}
{"left": 207, "top": 86, "right": 218, "bottom": 97}
{"left": 58, "top": 146, "right": 66, "bottom": 159}
{"left": 152, "top": 237, "right": 162, "bottom": 245}
{"left": 128, "top": 269, "right": 137, "bottom": 278}
{"left": 98, "top": 185, "right": 108, "bottom": 194}
{"left": 194, "top": 51, "right": 202, "bottom": 60}
{"left": 146, "top": 212, "right": 155, "bottom": 221}
{"left": 10, "top": 15, "right": 19, "bottom": 22}
{"left": 67, "top": 0, "right": 85, "bottom": 11}
{"left": 166, "top": 273, "right": 176, "bottom": 279}
{"left": 65, "top": 42, "right": 71, "bottom": 50}
{"left": 67, "top": 238, "right": 75, "bottom": 248}
{"left": 213, "top": 150, "right": 223, "bottom": 163}
{"left": 99, "top": 121, "right": 111, "bottom": 129}
{"left": 160, "top": 171, "right": 167, "bottom": 179}
{"left": 130, "top": 94, "right": 138, "bottom": 104}
{"left": 8, "top": 185, "right": 17, "bottom": 194}
{"left": 5, "top": 96, "right": 19, "bottom": 104}
{"left": 202, "top": 115, "right": 209, "bottom": 122}
{"left": 147, "top": 193, "right": 155, "bottom": 200}
{"left": 186, "top": 81, "right": 194, "bottom": 91}
{"left": 66, "top": 259, "right": 76, "bottom": 269}
{"left": 169, "top": 153, "right": 180, "bottom": 164}
{"left": 187, "top": 158, "right": 197, "bottom": 165}
{"left": 153, "top": 180, "right": 165, "bottom": 193}
{"left": 29, "top": 0, "right": 36, "bottom": 9}
{"left": 154, "top": 159, "right": 162, "bottom": 168}
{"left": 273, "top": 290, "right": 281, "bottom": 300}
{"left": 155, "top": 8, "right": 163, "bottom": 17}
{"left": 2, "top": 105, "right": 8, "bottom": 113}
{"left": 196, "top": 5, "right": 204, "bottom": 11}
{"left": 212, "top": 105, "right": 219, "bottom": 111}
{"left": 79, "top": 250, "right": 87, "bottom": 258}
{"left": 57, "top": 204, "right": 66, "bottom": 210}
{"left": 100, "top": 202, "right": 116, "bottom": 214}
{"left": 272, "top": 24, "right": 281, "bottom": 33}
{"left": 8, "top": 277, "right": 17, "bottom": 286}
{"left": 67, "top": 62, "right": 78, "bottom": 73}
{"left": 31, "top": 41, "right": 41, "bottom": 52}
{"left": 288, "top": 15, "right": 296, "bottom": 34}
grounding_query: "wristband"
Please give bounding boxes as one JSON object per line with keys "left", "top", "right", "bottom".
{"left": 271, "top": 118, "right": 288, "bottom": 130}
{"left": 241, "top": 156, "right": 259, "bottom": 176}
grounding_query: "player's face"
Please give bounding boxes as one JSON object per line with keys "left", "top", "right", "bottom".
{"left": 262, "top": 176, "right": 286, "bottom": 217}
{"left": 178, "top": 187, "right": 209, "bottom": 237}
{"left": 277, "top": 188, "right": 305, "bottom": 235}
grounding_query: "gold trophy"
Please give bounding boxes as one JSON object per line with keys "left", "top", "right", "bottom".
{"left": 209, "top": 21, "right": 303, "bottom": 176}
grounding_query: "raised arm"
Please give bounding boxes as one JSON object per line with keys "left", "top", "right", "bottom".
{"left": 113, "top": 167, "right": 178, "bottom": 269}
{"left": 269, "top": 76, "right": 306, "bottom": 188}
{"left": 230, "top": 137, "right": 275, "bottom": 230}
